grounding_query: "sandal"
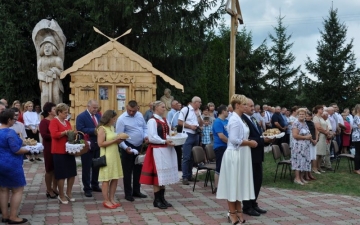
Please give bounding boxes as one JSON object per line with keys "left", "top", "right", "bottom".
{"left": 227, "top": 210, "right": 246, "bottom": 224}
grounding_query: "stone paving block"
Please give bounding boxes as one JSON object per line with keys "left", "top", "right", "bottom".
{"left": 17, "top": 159, "right": 360, "bottom": 225}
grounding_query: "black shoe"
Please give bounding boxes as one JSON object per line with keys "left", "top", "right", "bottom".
{"left": 46, "top": 191, "right": 57, "bottom": 199}
{"left": 133, "top": 192, "right": 147, "bottom": 198}
{"left": 92, "top": 186, "right": 102, "bottom": 192}
{"left": 253, "top": 206, "right": 267, "bottom": 214}
{"left": 159, "top": 189, "right": 172, "bottom": 207}
{"left": 326, "top": 167, "right": 334, "bottom": 171}
{"left": 84, "top": 191, "right": 92, "bottom": 197}
{"left": 125, "top": 196, "right": 135, "bottom": 202}
{"left": 243, "top": 208, "right": 261, "bottom": 217}
{"left": 35, "top": 158, "right": 42, "bottom": 161}
{"left": 1, "top": 219, "right": 9, "bottom": 223}
{"left": 7, "top": 218, "right": 28, "bottom": 224}
{"left": 153, "top": 191, "right": 167, "bottom": 209}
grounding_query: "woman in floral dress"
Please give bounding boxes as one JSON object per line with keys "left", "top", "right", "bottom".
{"left": 291, "top": 108, "right": 313, "bottom": 185}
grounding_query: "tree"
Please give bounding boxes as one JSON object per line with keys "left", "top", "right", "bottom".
{"left": 264, "top": 16, "right": 300, "bottom": 107}
{"left": 235, "top": 27, "right": 268, "bottom": 105}
{"left": 305, "top": 8, "right": 360, "bottom": 108}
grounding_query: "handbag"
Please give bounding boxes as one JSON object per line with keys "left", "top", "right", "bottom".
{"left": 92, "top": 127, "right": 107, "bottom": 168}
{"left": 92, "top": 155, "right": 107, "bottom": 168}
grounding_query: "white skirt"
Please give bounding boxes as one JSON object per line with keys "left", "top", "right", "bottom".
{"left": 153, "top": 146, "right": 179, "bottom": 186}
{"left": 310, "top": 145, "right": 316, "bottom": 160}
{"left": 216, "top": 147, "right": 255, "bottom": 202}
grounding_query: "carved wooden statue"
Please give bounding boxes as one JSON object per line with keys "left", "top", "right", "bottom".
{"left": 160, "top": 88, "right": 174, "bottom": 117}
{"left": 32, "top": 19, "right": 66, "bottom": 108}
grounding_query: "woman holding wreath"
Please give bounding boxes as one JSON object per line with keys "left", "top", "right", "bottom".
{"left": 140, "top": 101, "right": 179, "bottom": 209}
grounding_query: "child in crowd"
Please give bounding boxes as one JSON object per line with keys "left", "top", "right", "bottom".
{"left": 201, "top": 117, "right": 212, "bottom": 162}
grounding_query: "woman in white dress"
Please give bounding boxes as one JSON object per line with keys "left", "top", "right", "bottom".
{"left": 23, "top": 101, "right": 41, "bottom": 161}
{"left": 139, "top": 101, "right": 179, "bottom": 209}
{"left": 216, "top": 94, "right": 258, "bottom": 224}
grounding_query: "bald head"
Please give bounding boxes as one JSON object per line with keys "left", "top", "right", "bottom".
{"left": 191, "top": 96, "right": 201, "bottom": 110}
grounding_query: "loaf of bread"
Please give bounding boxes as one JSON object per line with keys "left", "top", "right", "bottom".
{"left": 263, "top": 128, "right": 281, "bottom": 136}
{"left": 117, "top": 133, "right": 129, "bottom": 139}
{"left": 23, "top": 138, "right": 37, "bottom": 146}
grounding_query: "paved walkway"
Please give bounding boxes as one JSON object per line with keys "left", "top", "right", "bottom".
{"left": 8, "top": 159, "right": 360, "bottom": 225}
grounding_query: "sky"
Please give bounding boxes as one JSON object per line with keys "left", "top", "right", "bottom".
{"left": 209, "top": 0, "right": 360, "bottom": 79}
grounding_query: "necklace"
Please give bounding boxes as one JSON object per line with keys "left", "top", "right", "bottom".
{"left": 56, "top": 117, "right": 67, "bottom": 127}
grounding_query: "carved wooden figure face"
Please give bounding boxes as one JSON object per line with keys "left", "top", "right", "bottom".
{"left": 43, "top": 43, "right": 54, "bottom": 56}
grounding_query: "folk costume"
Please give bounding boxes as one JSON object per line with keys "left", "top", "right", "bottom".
{"left": 140, "top": 114, "right": 178, "bottom": 208}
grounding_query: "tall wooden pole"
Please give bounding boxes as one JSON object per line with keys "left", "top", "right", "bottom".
{"left": 229, "top": 0, "right": 237, "bottom": 103}
{"left": 226, "top": 0, "right": 243, "bottom": 102}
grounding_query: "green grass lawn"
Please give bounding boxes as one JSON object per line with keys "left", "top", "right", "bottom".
{"left": 262, "top": 151, "right": 359, "bottom": 196}
{"left": 198, "top": 151, "right": 360, "bottom": 196}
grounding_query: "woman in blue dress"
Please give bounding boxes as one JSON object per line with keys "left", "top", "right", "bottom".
{"left": 0, "top": 109, "right": 30, "bottom": 224}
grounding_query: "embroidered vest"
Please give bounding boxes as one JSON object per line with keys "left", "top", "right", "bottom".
{"left": 153, "top": 117, "right": 169, "bottom": 139}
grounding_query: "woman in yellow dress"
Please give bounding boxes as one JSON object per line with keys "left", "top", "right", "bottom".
{"left": 97, "top": 110, "right": 124, "bottom": 209}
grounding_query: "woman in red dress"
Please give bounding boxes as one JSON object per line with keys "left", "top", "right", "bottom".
{"left": 39, "top": 102, "right": 58, "bottom": 199}
{"left": 342, "top": 113, "right": 351, "bottom": 153}
{"left": 139, "top": 101, "right": 178, "bottom": 209}
{"left": 49, "top": 103, "right": 76, "bottom": 204}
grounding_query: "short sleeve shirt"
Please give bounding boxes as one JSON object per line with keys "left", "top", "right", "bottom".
{"left": 212, "top": 118, "right": 228, "bottom": 149}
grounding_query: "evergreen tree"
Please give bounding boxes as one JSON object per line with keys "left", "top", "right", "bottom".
{"left": 264, "top": 16, "right": 300, "bottom": 107}
{"left": 305, "top": 8, "right": 360, "bottom": 108}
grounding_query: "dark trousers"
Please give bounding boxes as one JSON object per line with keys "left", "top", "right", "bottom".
{"left": 81, "top": 148, "right": 100, "bottom": 192}
{"left": 243, "top": 163, "right": 263, "bottom": 210}
{"left": 182, "top": 133, "right": 199, "bottom": 179}
{"left": 121, "top": 142, "right": 142, "bottom": 197}
{"left": 354, "top": 141, "right": 360, "bottom": 170}
{"left": 175, "top": 145, "right": 182, "bottom": 171}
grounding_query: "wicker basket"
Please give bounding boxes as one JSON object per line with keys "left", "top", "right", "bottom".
{"left": 168, "top": 111, "right": 188, "bottom": 146}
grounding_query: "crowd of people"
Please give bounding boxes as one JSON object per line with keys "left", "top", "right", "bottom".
{"left": 1, "top": 95, "right": 360, "bottom": 225}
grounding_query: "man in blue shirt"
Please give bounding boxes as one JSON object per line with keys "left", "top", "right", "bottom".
{"left": 167, "top": 99, "right": 182, "bottom": 171}
{"left": 212, "top": 105, "right": 228, "bottom": 193}
{"left": 116, "top": 100, "right": 148, "bottom": 201}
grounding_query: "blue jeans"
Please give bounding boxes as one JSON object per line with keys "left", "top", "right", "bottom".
{"left": 182, "top": 133, "right": 199, "bottom": 179}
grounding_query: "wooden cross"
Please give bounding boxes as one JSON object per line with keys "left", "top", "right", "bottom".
{"left": 226, "top": 0, "right": 243, "bottom": 102}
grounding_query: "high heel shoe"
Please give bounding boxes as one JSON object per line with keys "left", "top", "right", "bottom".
{"left": 46, "top": 191, "right": 57, "bottom": 199}
{"left": 227, "top": 211, "right": 245, "bottom": 224}
{"left": 65, "top": 194, "right": 75, "bottom": 202}
{"left": 57, "top": 196, "right": 69, "bottom": 204}
{"left": 53, "top": 190, "right": 59, "bottom": 196}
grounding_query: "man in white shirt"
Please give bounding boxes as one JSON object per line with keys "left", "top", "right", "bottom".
{"left": 263, "top": 104, "right": 272, "bottom": 129}
{"left": 178, "top": 96, "right": 203, "bottom": 185}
